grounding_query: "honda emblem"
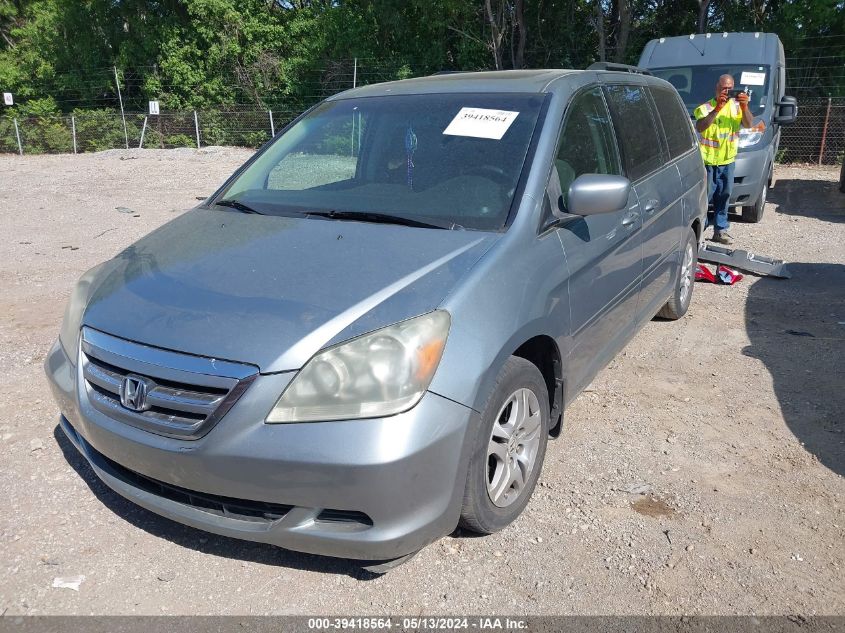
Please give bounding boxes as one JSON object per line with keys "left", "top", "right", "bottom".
{"left": 120, "top": 374, "right": 150, "bottom": 411}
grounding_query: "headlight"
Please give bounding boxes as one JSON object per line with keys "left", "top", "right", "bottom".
{"left": 266, "top": 311, "right": 451, "bottom": 423}
{"left": 738, "top": 126, "right": 764, "bottom": 148}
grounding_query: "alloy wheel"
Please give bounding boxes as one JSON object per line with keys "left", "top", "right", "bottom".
{"left": 486, "top": 388, "right": 542, "bottom": 508}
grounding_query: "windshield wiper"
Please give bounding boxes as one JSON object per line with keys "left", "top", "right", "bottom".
{"left": 305, "top": 210, "right": 456, "bottom": 230}
{"left": 213, "top": 199, "right": 263, "bottom": 215}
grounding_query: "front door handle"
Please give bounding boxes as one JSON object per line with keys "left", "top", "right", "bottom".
{"left": 643, "top": 199, "right": 659, "bottom": 215}
{"left": 621, "top": 212, "right": 639, "bottom": 227}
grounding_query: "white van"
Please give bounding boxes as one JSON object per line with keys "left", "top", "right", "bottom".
{"left": 639, "top": 32, "right": 797, "bottom": 222}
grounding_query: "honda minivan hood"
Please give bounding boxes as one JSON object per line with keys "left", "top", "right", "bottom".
{"left": 82, "top": 208, "right": 498, "bottom": 373}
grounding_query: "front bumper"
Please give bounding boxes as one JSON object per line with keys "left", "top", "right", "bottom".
{"left": 730, "top": 146, "right": 771, "bottom": 207}
{"left": 45, "top": 338, "right": 477, "bottom": 560}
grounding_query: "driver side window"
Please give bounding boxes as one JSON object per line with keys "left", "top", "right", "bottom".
{"left": 553, "top": 87, "right": 622, "bottom": 212}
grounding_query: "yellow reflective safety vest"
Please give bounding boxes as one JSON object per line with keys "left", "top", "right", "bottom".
{"left": 693, "top": 98, "right": 743, "bottom": 166}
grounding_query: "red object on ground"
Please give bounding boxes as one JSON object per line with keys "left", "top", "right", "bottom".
{"left": 717, "top": 265, "right": 744, "bottom": 285}
{"left": 695, "top": 263, "right": 717, "bottom": 282}
{"left": 695, "top": 263, "right": 744, "bottom": 285}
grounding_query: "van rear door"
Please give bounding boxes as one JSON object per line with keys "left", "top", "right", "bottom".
{"left": 602, "top": 82, "right": 681, "bottom": 320}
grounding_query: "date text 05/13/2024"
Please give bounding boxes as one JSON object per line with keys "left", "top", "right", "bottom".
{"left": 307, "top": 617, "right": 529, "bottom": 631}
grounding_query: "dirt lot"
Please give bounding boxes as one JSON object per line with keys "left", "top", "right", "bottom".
{"left": 0, "top": 150, "right": 843, "bottom": 616}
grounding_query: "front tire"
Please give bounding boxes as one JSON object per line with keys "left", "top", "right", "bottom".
{"left": 741, "top": 180, "right": 767, "bottom": 223}
{"left": 839, "top": 154, "right": 845, "bottom": 194}
{"left": 658, "top": 227, "right": 697, "bottom": 320}
{"left": 459, "top": 356, "right": 549, "bottom": 534}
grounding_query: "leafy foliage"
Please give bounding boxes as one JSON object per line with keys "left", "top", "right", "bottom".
{"left": 0, "top": 0, "right": 842, "bottom": 124}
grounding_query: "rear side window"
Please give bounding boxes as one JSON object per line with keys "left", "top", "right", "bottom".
{"left": 603, "top": 84, "right": 664, "bottom": 181}
{"left": 648, "top": 86, "right": 697, "bottom": 159}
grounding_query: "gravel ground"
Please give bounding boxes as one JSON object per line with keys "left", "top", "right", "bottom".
{"left": 0, "top": 149, "right": 843, "bottom": 616}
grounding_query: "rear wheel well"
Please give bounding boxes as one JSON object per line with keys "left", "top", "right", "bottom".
{"left": 512, "top": 336, "right": 563, "bottom": 437}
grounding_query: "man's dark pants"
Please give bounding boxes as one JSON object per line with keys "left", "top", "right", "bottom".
{"left": 705, "top": 162, "right": 735, "bottom": 233}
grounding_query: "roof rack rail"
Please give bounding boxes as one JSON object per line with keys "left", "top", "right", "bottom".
{"left": 587, "top": 62, "right": 652, "bottom": 75}
{"left": 431, "top": 70, "right": 472, "bottom": 75}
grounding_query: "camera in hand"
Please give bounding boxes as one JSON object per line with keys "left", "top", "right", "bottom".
{"left": 729, "top": 87, "right": 752, "bottom": 99}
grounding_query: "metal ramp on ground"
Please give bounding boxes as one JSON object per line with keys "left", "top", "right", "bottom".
{"left": 699, "top": 243, "right": 791, "bottom": 278}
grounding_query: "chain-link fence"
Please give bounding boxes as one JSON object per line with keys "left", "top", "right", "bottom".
{"left": 0, "top": 57, "right": 420, "bottom": 155}
{"left": 2, "top": 94, "right": 844, "bottom": 165}
{"left": 778, "top": 97, "right": 845, "bottom": 165}
{"left": 0, "top": 108, "right": 304, "bottom": 154}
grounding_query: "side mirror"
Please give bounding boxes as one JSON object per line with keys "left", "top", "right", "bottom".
{"left": 566, "top": 174, "right": 631, "bottom": 217}
{"left": 774, "top": 96, "right": 798, "bottom": 125}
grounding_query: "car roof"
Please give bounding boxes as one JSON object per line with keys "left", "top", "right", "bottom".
{"left": 326, "top": 69, "right": 583, "bottom": 99}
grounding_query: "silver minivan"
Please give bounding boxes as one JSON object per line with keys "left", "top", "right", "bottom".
{"left": 46, "top": 67, "right": 707, "bottom": 569}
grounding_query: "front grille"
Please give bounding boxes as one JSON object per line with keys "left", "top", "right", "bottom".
{"left": 80, "top": 327, "right": 257, "bottom": 439}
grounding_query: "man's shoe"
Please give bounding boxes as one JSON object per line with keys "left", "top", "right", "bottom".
{"left": 712, "top": 231, "right": 734, "bottom": 245}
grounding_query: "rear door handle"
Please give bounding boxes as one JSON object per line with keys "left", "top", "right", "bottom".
{"left": 643, "top": 199, "right": 659, "bottom": 215}
{"left": 621, "top": 212, "right": 639, "bottom": 227}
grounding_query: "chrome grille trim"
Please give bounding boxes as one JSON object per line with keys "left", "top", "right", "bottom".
{"left": 80, "top": 327, "right": 258, "bottom": 439}
{"left": 81, "top": 357, "right": 226, "bottom": 415}
{"left": 145, "top": 387, "right": 224, "bottom": 414}
{"left": 82, "top": 326, "right": 255, "bottom": 382}
{"left": 82, "top": 356, "right": 123, "bottom": 392}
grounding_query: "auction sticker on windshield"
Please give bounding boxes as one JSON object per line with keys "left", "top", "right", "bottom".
{"left": 443, "top": 107, "right": 519, "bottom": 140}
{"left": 739, "top": 71, "right": 766, "bottom": 86}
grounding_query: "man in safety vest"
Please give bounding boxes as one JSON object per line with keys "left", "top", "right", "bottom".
{"left": 694, "top": 74, "right": 754, "bottom": 245}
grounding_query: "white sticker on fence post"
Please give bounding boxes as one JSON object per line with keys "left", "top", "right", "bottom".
{"left": 3, "top": 93, "right": 12, "bottom": 106}
{"left": 149, "top": 100, "right": 160, "bottom": 115}
{"left": 443, "top": 108, "right": 519, "bottom": 140}
{"left": 739, "top": 72, "right": 766, "bottom": 86}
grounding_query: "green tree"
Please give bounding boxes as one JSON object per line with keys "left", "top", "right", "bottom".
{"left": 1, "top": 0, "right": 842, "bottom": 120}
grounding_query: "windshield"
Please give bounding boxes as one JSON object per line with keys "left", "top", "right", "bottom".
{"left": 215, "top": 93, "right": 546, "bottom": 231}
{"left": 650, "top": 65, "right": 771, "bottom": 118}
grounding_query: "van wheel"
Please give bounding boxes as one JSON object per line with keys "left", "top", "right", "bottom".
{"left": 657, "top": 228, "right": 697, "bottom": 320}
{"left": 459, "top": 356, "right": 549, "bottom": 534}
{"left": 839, "top": 155, "right": 845, "bottom": 193}
{"left": 741, "top": 181, "right": 767, "bottom": 223}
